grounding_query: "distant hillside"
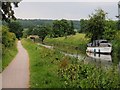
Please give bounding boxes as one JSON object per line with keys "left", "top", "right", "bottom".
{"left": 18, "top": 19, "right": 80, "bottom": 30}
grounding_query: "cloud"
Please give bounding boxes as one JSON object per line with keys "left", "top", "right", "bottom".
{"left": 14, "top": 2, "right": 118, "bottom": 20}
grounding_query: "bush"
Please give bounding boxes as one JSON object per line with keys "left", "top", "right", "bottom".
{"left": 2, "top": 25, "right": 16, "bottom": 55}
{"left": 1, "top": 25, "right": 18, "bottom": 70}
{"left": 58, "top": 63, "right": 120, "bottom": 88}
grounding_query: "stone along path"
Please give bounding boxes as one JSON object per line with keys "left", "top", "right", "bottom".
{"left": 2, "top": 41, "right": 29, "bottom": 88}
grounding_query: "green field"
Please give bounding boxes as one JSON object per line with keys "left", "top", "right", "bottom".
{"left": 2, "top": 41, "right": 18, "bottom": 70}
{"left": 22, "top": 39, "right": 120, "bottom": 88}
{"left": 44, "top": 33, "right": 89, "bottom": 54}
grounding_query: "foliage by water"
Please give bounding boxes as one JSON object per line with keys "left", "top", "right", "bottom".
{"left": 45, "top": 31, "right": 120, "bottom": 64}
{"left": 45, "top": 33, "right": 89, "bottom": 54}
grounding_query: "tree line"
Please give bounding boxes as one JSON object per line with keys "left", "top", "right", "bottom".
{"left": 23, "top": 19, "right": 76, "bottom": 43}
{"left": 18, "top": 19, "right": 80, "bottom": 30}
{"left": 22, "top": 9, "right": 119, "bottom": 43}
{"left": 1, "top": 2, "right": 119, "bottom": 43}
{"left": 2, "top": 8, "right": 119, "bottom": 45}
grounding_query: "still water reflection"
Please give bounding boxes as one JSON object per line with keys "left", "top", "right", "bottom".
{"left": 86, "top": 52, "right": 112, "bottom": 61}
{"left": 62, "top": 51, "right": 120, "bottom": 72}
{"left": 86, "top": 52, "right": 120, "bottom": 72}
{"left": 84, "top": 52, "right": 113, "bottom": 68}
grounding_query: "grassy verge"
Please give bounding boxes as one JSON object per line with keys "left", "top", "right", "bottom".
{"left": 2, "top": 41, "right": 18, "bottom": 70}
{"left": 44, "top": 33, "right": 89, "bottom": 54}
{"left": 22, "top": 39, "right": 65, "bottom": 88}
{"left": 22, "top": 38, "right": 120, "bottom": 88}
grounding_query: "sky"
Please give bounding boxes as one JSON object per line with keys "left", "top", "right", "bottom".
{"left": 13, "top": 0, "right": 120, "bottom": 20}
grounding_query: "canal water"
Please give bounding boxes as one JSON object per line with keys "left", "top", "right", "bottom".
{"left": 37, "top": 43, "right": 120, "bottom": 71}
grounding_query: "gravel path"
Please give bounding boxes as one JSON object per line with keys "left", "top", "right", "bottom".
{"left": 2, "top": 41, "right": 29, "bottom": 88}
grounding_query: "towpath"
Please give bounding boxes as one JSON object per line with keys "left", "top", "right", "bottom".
{"left": 2, "top": 41, "right": 29, "bottom": 88}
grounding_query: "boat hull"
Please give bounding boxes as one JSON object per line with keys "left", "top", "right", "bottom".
{"left": 86, "top": 47, "right": 112, "bottom": 54}
{"left": 86, "top": 52, "right": 112, "bottom": 61}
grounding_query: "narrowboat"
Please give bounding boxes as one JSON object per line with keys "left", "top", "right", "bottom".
{"left": 86, "top": 40, "right": 112, "bottom": 54}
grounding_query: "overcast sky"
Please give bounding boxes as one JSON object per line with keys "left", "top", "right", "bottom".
{"left": 13, "top": 0, "right": 120, "bottom": 20}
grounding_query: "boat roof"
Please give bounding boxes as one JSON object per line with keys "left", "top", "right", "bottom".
{"left": 94, "top": 40, "right": 107, "bottom": 42}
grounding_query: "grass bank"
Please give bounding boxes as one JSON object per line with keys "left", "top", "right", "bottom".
{"left": 22, "top": 38, "right": 120, "bottom": 88}
{"left": 2, "top": 41, "right": 18, "bottom": 71}
{"left": 44, "top": 33, "right": 89, "bottom": 54}
{"left": 22, "top": 39, "right": 65, "bottom": 88}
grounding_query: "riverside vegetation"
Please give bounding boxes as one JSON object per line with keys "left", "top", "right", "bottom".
{"left": 44, "top": 32, "right": 120, "bottom": 64}
{"left": 22, "top": 39, "right": 120, "bottom": 88}
{"left": 44, "top": 33, "right": 89, "bottom": 54}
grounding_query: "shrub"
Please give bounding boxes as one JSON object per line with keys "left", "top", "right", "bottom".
{"left": 2, "top": 25, "right": 16, "bottom": 55}
{"left": 58, "top": 63, "right": 120, "bottom": 88}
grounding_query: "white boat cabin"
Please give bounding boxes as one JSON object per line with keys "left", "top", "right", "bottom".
{"left": 86, "top": 40, "right": 112, "bottom": 54}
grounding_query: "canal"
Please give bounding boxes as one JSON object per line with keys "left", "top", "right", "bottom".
{"left": 37, "top": 43, "right": 120, "bottom": 72}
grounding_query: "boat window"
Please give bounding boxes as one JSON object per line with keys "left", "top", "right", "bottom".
{"left": 100, "top": 41, "right": 108, "bottom": 43}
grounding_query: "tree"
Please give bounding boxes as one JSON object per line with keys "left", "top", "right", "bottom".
{"left": 52, "top": 20, "right": 62, "bottom": 37}
{"left": 1, "top": 2, "right": 20, "bottom": 22}
{"left": 32, "top": 25, "right": 49, "bottom": 43}
{"left": 52, "top": 19, "right": 74, "bottom": 38}
{"left": 103, "top": 27, "right": 116, "bottom": 40}
{"left": 105, "top": 20, "right": 117, "bottom": 30}
{"left": 68, "top": 21, "right": 75, "bottom": 35}
{"left": 103, "top": 20, "right": 117, "bottom": 40}
{"left": 22, "top": 28, "right": 30, "bottom": 38}
{"left": 86, "top": 9, "right": 107, "bottom": 42}
{"left": 8, "top": 21, "right": 23, "bottom": 39}
{"left": 26, "top": 26, "right": 34, "bottom": 36}
{"left": 79, "top": 19, "right": 88, "bottom": 33}
{"left": 60, "top": 19, "right": 70, "bottom": 37}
